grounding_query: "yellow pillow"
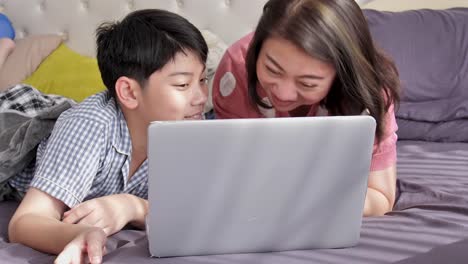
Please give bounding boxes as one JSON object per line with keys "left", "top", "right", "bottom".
{"left": 24, "top": 44, "right": 106, "bottom": 102}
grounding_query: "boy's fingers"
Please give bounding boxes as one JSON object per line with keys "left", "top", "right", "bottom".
{"left": 77, "top": 213, "right": 100, "bottom": 227}
{"left": 86, "top": 229, "right": 106, "bottom": 264}
{"left": 63, "top": 205, "right": 92, "bottom": 224}
{"left": 102, "top": 226, "right": 113, "bottom": 236}
{"left": 94, "top": 219, "right": 108, "bottom": 232}
{"left": 55, "top": 242, "right": 83, "bottom": 264}
{"left": 63, "top": 208, "right": 74, "bottom": 217}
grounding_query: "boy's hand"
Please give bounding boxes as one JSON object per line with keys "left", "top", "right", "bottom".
{"left": 54, "top": 227, "right": 106, "bottom": 264}
{"left": 62, "top": 194, "right": 135, "bottom": 235}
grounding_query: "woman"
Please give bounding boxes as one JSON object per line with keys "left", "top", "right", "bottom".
{"left": 213, "top": 0, "right": 400, "bottom": 216}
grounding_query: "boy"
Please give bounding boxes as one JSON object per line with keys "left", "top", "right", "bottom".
{"left": 8, "top": 9, "right": 208, "bottom": 264}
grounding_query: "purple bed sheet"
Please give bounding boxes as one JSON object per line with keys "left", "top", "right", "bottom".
{"left": 1, "top": 140, "right": 467, "bottom": 263}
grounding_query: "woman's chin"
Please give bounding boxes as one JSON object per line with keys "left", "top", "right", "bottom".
{"left": 272, "top": 103, "right": 298, "bottom": 113}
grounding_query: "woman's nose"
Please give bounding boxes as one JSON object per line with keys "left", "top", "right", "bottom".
{"left": 272, "top": 81, "right": 298, "bottom": 102}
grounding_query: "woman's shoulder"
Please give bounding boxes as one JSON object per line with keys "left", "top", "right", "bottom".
{"left": 216, "top": 32, "right": 255, "bottom": 84}
{"left": 225, "top": 32, "right": 254, "bottom": 62}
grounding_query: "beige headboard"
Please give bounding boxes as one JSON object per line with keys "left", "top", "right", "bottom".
{"left": 1, "top": 0, "right": 269, "bottom": 57}
{"left": 2, "top": 0, "right": 468, "bottom": 57}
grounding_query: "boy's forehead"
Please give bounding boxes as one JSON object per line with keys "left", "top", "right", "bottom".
{"left": 163, "top": 52, "right": 206, "bottom": 73}
{"left": 149, "top": 52, "right": 206, "bottom": 78}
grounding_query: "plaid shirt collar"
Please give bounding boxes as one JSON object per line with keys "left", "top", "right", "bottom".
{"left": 111, "top": 104, "right": 148, "bottom": 190}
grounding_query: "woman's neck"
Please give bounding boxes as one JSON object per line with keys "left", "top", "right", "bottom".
{"left": 289, "top": 105, "right": 312, "bottom": 117}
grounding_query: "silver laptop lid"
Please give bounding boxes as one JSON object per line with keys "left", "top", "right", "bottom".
{"left": 147, "top": 116, "right": 376, "bottom": 257}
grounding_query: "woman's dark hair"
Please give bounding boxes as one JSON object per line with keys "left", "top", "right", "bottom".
{"left": 246, "top": 0, "right": 400, "bottom": 142}
{"left": 96, "top": 9, "right": 208, "bottom": 99}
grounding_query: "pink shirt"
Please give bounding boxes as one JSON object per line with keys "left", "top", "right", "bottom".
{"left": 213, "top": 33, "right": 397, "bottom": 171}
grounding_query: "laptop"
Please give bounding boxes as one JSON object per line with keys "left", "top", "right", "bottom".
{"left": 146, "top": 116, "right": 376, "bottom": 257}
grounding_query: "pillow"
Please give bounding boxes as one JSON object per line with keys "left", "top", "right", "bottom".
{"left": 365, "top": 8, "right": 468, "bottom": 102}
{"left": 398, "top": 99, "right": 468, "bottom": 122}
{"left": 0, "top": 13, "right": 14, "bottom": 39}
{"left": 200, "top": 30, "right": 228, "bottom": 112}
{"left": 0, "top": 38, "right": 15, "bottom": 71}
{"left": 365, "top": 8, "right": 468, "bottom": 142}
{"left": 397, "top": 119, "right": 468, "bottom": 143}
{"left": 364, "top": 8, "right": 468, "bottom": 119}
{"left": 23, "top": 44, "right": 105, "bottom": 102}
{"left": 0, "top": 35, "right": 62, "bottom": 91}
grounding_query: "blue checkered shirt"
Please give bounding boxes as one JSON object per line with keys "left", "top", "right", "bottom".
{"left": 9, "top": 91, "right": 148, "bottom": 208}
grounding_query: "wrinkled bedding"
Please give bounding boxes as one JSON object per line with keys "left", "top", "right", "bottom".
{"left": 1, "top": 140, "right": 467, "bottom": 263}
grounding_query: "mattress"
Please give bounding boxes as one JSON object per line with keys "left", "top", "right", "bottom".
{"left": 1, "top": 140, "right": 467, "bottom": 263}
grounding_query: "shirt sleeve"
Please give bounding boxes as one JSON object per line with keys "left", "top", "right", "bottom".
{"left": 370, "top": 103, "right": 398, "bottom": 171}
{"left": 29, "top": 116, "right": 105, "bottom": 208}
{"left": 212, "top": 49, "right": 259, "bottom": 119}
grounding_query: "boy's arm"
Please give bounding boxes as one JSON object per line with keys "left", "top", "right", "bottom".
{"left": 8, "top": 187, "right": 105, "bottom": 259}
{"left": 126, "top": 194, "right": 148, "bottom": 229}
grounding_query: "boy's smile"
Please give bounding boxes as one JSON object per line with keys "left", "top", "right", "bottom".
{"left": 184, "top": 111, "right": 204, "bottom": 120}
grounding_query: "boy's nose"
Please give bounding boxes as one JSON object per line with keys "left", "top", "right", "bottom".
{"left": 192, "top": 84, "right": 208, "bottom": 106}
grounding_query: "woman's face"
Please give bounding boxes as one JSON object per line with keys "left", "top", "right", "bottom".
{"left": 256, "top": 36, "right": 336, "bottom": 113}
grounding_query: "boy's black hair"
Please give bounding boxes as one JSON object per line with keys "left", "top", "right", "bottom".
{"left": 96, "top": 9, "right": 208, "bottom": 99}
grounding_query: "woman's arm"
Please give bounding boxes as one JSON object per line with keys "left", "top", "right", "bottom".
{"left": 363, "top": 164, "right": 397, "bottom": 216}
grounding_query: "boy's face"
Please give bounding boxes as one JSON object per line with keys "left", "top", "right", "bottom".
{"left": 138, "top": 51, "right": 208, "bottom": 122}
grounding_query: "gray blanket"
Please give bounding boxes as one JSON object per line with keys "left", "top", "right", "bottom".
{"left": 0, "top": 85, "right": 74, "bottom": 200}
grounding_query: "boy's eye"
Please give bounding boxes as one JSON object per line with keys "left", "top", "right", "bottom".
{"left": 175, "top": 83, "right": 190, "bottom": 89}
{"left": 200, "top": 77, "right": 209, "bottom": 84}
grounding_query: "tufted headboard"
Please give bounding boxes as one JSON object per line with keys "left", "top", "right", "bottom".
{"left": 1, "top": 0, "right": 269, "bottom": 57}
{"left": 3, "top": 0, "right": 468, "bottom": 57}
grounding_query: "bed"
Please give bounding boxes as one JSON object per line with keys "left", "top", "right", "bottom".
{"left": 1, "top": 0, "right": 468, "bottom": 263}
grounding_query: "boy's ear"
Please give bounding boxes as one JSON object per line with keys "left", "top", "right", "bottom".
{"left": 115, "top": 77, "right": 141, "bottom": 109}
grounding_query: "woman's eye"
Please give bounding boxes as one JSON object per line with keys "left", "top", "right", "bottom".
{"left": 300, "top": 83, "right": 317, "bottom": 89}
{"left": 266, "top": 66, "right": 280, "bottom": 76}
